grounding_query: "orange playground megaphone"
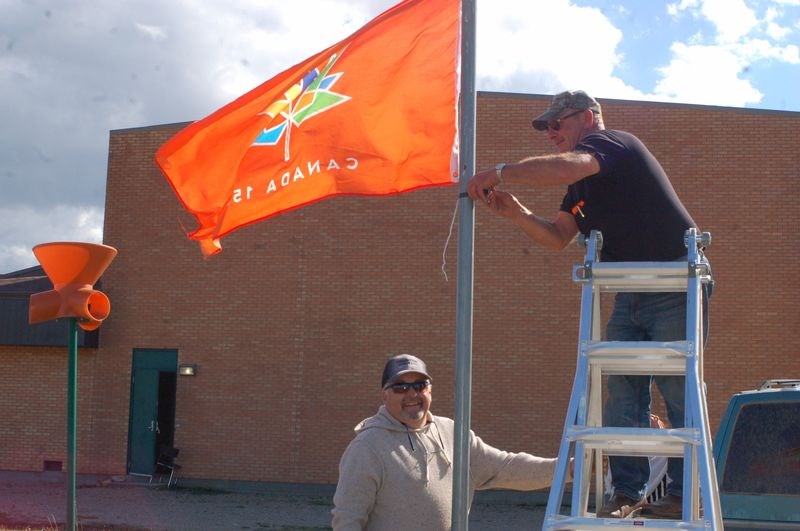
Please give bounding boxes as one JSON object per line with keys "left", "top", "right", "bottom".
{"left": 28, "top": 242, "right": 118, "bottom": 331}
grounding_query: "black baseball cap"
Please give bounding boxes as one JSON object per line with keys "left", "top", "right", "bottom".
{"left": 381, "top": 354, "right": 432, "bottom": 389}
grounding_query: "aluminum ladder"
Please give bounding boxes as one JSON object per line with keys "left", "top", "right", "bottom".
{"left": 543, "top": 228, "right": 722, "bottom": 530}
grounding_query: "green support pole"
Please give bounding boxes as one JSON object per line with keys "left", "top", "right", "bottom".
{"left": 66, "top": 317, "right": 78, "bottom": 531}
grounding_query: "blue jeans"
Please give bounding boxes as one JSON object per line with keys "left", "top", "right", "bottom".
{"left": 603, "top": 285, "right": 710, "bottom": 500}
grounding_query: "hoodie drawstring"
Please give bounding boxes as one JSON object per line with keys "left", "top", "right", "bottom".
{"left": 404, "top": 424, "right": 416, "bottom": 451}
{"left": 432, "top": 421, "right": 452, "bottom": 466}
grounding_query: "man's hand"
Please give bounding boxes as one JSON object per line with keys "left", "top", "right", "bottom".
{"left": 466, "top": 167, "right": 499, "bottom": 202}
{"left": 487, "top": 189, "right": 529, "bottom": 219}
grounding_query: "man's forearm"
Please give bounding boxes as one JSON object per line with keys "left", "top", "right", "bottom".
{"left": 502, "top": 152, "right": 598, "bottom": 187}
{"left": 511, "top": 210, "right": 573, "bottom": 250}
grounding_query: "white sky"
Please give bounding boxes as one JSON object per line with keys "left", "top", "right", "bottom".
{"left": 1, "top": 0, "right": 798, "bottom": 273}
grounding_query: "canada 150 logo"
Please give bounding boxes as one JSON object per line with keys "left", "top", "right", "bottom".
{"left": 232, "top": 50, "right": 355, "bottom": 204}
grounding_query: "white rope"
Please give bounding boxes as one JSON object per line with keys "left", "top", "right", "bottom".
{"left": 440, "top": 197, "right": 459, "bottom": 282}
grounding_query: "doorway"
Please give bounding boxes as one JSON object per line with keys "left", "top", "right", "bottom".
{"left": 128, "top": 348, "right": 177, "bottom": 476}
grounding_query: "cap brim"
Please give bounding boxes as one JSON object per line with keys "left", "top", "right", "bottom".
{"left": 384, "top": 370, "right": 431, "bottom": 388}
{"left": 532, "top": 109, "right": 559, "bottom": 131}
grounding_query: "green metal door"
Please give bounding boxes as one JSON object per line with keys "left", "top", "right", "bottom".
{"left": 129, "top": 368, "right": 159, "bottom": 475}
{"left": 128, "top": 349, "right": 177, "bottom": 476}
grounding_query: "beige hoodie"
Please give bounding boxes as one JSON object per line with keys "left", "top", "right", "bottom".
{"left": 332, "top": 406, "right": 557, "bottom": 530}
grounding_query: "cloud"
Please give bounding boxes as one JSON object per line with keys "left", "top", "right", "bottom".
{"left": 763, "top": 5, "right": 795, "bottom": 40}
{"left": 737, "top": 38, "right": 800, "bottom": 63}
{"left": 135, "top": 22, "right": 168, "bottom": 42}
{"left": 475, "top": 0, "right": 644, "bottom": 100}
{"left": 653, "top": 0, "right": 799, "bottom": 106}
{"left": 0, "top": 204, "right": 103, "bottom": 273}
{"left": 701, "top": 0, "right": 758, "bottom": 43}
{"left": 655, "top": 43, "right": 763, "bottom": 105}
{"left": 667, "top": 0, "right": 700, "bottom": 17}
{"left": 766, "top": 21, "right": 792, "bottom": 39}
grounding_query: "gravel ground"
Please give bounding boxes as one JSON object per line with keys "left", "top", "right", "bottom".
{"left": 0, "top": 471, "right": 548, "bottom": 530}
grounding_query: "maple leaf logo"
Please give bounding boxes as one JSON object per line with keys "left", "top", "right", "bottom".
{"left": 253, "top": 50, "right": 351, "bottom": 161}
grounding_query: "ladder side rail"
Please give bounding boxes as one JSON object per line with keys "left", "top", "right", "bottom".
{"left": 587, "top": 233, "right": 604, "bottom": 515}
{"left": 588, "top": 272, "right": 604, "bottom": 515}
{"left": 683, "top": 231, "right": 702, "bottom": 523}
{"left": 683, "top": 378, "right": 699, "bottom": 522}
{"left": 684, "top": 279, "right": 701, "bottom": 522}
{"left": 545, "top": 232, "right": 602, "bottom": 529}
{"left": 543, "top": 340, "right": 590, "bottom": 525}
{"left": 574, "top": 441, "right": 593, "bottom": 516}
{"left": 594, "top": 446, "right": 604, "bottom": 519}
{"left": 571, "top": 240, "right": 605, "bottom": 517}
{"left": 587, "top": 337, "right": 605, "bottom": 515}
{"left": 568, "top": 280, "right": 601, "bottom": 517}
{"left": 688, "top": 228, "right": 718, "bottom": 521}
{"left": 591, "top": 278, "right": 602, "bottom": 340}
{"left": 684, "top": 228, "right": 722, "bottom": 529}
{"left": 685, "top": 348, "right": 722, "bottom": 527}
{"left": 586, "top": 366, "right": 603, "bottom": 515}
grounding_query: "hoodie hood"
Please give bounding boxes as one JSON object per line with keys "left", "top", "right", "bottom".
{"left": 355, "top": 405, "right": 432, "bottom": 434}
{"left": 354, "top": 406, "right": 451, "bottom": 484}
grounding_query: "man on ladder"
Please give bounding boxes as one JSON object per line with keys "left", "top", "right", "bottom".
{"left": 466, "top": 89, "right": 711, "bottom": 519}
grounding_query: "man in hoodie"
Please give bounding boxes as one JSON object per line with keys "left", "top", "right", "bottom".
{"left": 331, "top": 354, "right": 559, "bottom": 530}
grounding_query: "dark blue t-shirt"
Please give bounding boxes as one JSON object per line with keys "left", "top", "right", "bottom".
{"left": 560, "top": 129, "right": 696, "bottom": 262}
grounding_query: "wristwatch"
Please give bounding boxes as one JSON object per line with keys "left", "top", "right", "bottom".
{"left": 495, "top": 163, "right": 506, "bottom": 185}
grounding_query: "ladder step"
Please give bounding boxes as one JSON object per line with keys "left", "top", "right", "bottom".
{"left": 545, "top": 515, "right": 710, "bottom": 530}
{"left": 584, "top": 341, "right": 688, "bottom": 375}
{"left": 589, "top": 261, "right": 688, "bottom": 292}
{"left": 567, "top": 427, "right": 699, "bottom": 457}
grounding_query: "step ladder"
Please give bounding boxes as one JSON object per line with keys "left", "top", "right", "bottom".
{"left": 543, "top": 228, "right": 722, "bottom": 530}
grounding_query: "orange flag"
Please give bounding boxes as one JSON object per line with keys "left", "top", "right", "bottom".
{"left": 156, "top": 0, "right": 461, "bottom": 257}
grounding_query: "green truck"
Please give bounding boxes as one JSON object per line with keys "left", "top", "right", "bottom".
{"left": 713, "top": 379, "right": 800, "bottom": 529}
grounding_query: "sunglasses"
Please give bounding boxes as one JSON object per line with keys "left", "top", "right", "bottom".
{"left": 387, "top": 380, "right": 431, "bottom": 394}
{"left": 544, "top": 109, "right": 585, "bottom": 131}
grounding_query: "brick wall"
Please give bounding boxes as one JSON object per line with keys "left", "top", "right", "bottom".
{"left": 0, "top": 344, "right": 106, "bottom": 472}
{"left": 2, "top": 92, "right": 798, "bottom": 485}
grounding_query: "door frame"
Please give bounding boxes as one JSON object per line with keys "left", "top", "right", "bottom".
{"left": 127, "top": 348, "right": 178, "bottom": 476}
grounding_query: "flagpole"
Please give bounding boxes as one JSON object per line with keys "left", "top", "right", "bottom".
{"left": 452, "top": 0, "right": 476, "bottom": 528}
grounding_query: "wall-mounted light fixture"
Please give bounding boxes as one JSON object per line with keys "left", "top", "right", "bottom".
{"left": 178, "top": 363, "right": 198, "bottom": 376}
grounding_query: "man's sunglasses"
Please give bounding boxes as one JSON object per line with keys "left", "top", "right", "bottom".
{"left": 541, "top": 109, "right": 585, "bottom": 131}
{"left": 387, "top": 380, "right": 431, "bottom": 394}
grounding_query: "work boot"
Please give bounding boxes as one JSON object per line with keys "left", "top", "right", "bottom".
{"left": 596, "top": 493, "right": 645, "bottom": 518}
{"left": 639, "top": 494, "right": 683, "bottom": 519}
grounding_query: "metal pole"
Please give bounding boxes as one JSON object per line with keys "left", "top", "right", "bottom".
{"left": 66, "top": 317, "right": 78, "bottom": 531}
{"left": 451, "top": 0, "right": 476, "bottom": 528}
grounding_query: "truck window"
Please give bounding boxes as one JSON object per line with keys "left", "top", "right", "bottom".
{"left": 720, "top": 401, "right": 800, "bottom": 496}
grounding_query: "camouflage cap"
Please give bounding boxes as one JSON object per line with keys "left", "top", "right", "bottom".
{"left": 532, "top": 90, "right": 601, "bottom": 131}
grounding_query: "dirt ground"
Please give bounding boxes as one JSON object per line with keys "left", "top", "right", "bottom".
{"left": 0, "top": 471, "right": 548, "bottom": 530}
